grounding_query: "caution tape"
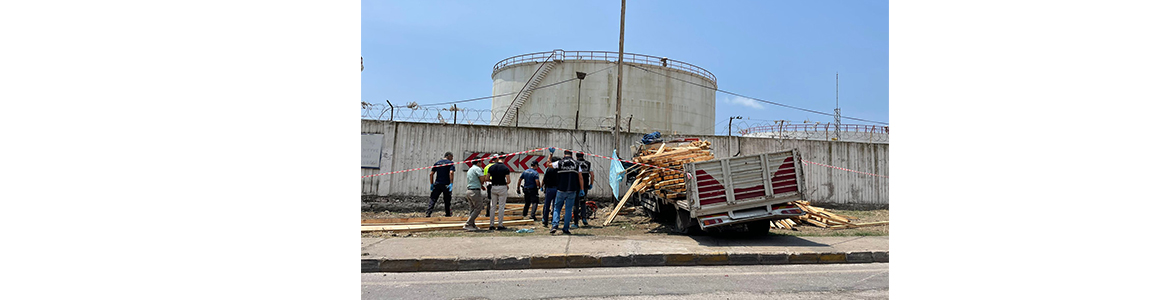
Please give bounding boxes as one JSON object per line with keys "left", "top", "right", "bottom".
{"left": 364, "top": 147, "right": 892, "bottom": 180}
{"left": 800, "top": 159, "right": 888, "bottom": 178}
{"left": 551, "top": 147, "right": 687, "bottom": 176}
{"left": 360, "top": 148, "right": 545, "bottom": 179}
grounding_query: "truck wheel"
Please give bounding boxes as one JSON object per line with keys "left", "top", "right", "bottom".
{"left": 656, "top": 199, "right": 676, "bottom": 224}
{"left": 674, "top": 208, "right": 701, "bottom": 235}
{"left": 747, "top": 220, "right": 771, "bottom": 236}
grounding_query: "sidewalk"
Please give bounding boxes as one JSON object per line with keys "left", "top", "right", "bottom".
{"left": 361, "top": 234, "right": 888, "bottom": 272}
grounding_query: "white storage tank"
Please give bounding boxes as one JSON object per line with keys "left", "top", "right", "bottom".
{"left": 490, "top": 50, "right": 717, "bottom": 135}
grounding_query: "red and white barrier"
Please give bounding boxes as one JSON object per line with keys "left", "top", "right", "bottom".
{"left": 360, "top": 148, "right": 545, "bottom": 179}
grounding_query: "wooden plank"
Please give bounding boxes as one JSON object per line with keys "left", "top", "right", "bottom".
{"left": 827, "top": 221, "right": 888, "bottom": 230}
{"left": 604, "top": 177, "right": 643, "bottom": 226}
{"left": 362, "top": 215, "right": 525, "bottom": 226}
{"left": 361, "top": 219, "right": 535, "bottom": 232}
{"left": 849, "top": 221, "right": 889, "bottom": 227}
{"left": 805, "top": 218, "right": 830, "bottom": 228}
{"left": 816, "top": 212, "right": 851, "bottom": 224}
{"left": 776, "top": 219, "right": 792, "bottom": 230}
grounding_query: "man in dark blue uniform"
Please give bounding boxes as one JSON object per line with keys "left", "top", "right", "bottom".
{"left": 426, "top": 152, "right": 455, "bottom": 217}
{"left": 572, "top": 152, "right": 595, "bottom": 228}
{"left": 550, "top": 150, "right": 584, "bottom": 234}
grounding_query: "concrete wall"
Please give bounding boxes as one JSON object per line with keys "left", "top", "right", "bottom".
{"left": 492, "top": 61, "right": 717, "bottom": 135}
{"left": 361, "top": 120, "right": 887, "bottom": 206}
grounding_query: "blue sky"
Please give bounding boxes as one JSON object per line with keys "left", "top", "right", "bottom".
{"left": 362, "top": 0, "right": 888, "bottom": 134}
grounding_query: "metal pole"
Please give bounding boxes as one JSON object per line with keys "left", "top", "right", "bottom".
{"left": 453, "top": 104, "right": 458, "bottom": 124}
{"left": 387, "top": 100, "right": 394, "bottom": 122}
{"left": 576, "top": 78, "right": 582, "bottom": 130}
{"left": 613, "top": 0, "right": 626, "bottom": 154}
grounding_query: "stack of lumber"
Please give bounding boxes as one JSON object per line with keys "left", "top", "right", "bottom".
{"left": 769, "top": 201, "right": 889, "bottom": 230}
{"left": 630, "top": 140, "right": 715, "bottom": 199}
{"left": 361, "top": 215, "right": 534, "bottom": 233}
{"left": 604, "top": 139, "right": 714, "bottom": 226}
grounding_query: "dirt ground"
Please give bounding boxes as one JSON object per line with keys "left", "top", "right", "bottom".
{"left": 361, "top": 198, "right": 888, "bottom": 238}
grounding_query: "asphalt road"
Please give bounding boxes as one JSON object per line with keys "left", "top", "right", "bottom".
{"left": 361, "top": 263, "right": 889, "bottom": 300}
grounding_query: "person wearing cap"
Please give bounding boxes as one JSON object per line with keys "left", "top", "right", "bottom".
{"left": 485, "top": 153, "right": 512, "bottom": 230}
{"left": 425, "top": 152, "right": 455, "bottom": 218}
{"left": 550, "top": 150, "right": 584, "bottom": 234}
{"left": 572, "top": 152, "right": 596, "bottom": 228}
{"left": 462, "top": 158, "right": 487, "bottom": 231}
{"left": 541, "top": 156, "right": 560, "bottom": 227}
{"left": 517, "top": 160, "right": 542, "bottom": 220}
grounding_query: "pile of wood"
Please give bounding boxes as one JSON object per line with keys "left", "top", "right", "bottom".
{"left": 604, "top": 139, "right": 715, "bottom": 226}
{"left": 629, "top": 140, "right": 715, "bottom": 199}
{"left": 770, "top": 201, "right": 889, "bottom": 230}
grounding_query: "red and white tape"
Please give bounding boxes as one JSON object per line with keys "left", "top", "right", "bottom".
{"left": 552, "top": 147, "right": 687, "bottom": 176}
{"left": 800, "top": 159, "right": 888, "bottom": 178}
{"left": 360, "top": 148, "right": 545, "bottom": 179}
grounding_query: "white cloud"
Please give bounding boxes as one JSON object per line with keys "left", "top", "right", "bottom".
{"left": 724, "top": 96, "right": 764, "bottom": 109}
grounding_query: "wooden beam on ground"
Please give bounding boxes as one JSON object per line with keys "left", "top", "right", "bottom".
{"left": 603, "top": 177, "right": 642, "bottom": 226}
{"left": 805, "top": 218, "right": 830, "bottom": 228}
{"left": 362, "top": 216, "right": 525, "bottom": 226}
{"left": 361, "top": 219, "right": 535, "bottom": 233}
{"left": 776, "top": 219, "right": 792, "bottom": 230}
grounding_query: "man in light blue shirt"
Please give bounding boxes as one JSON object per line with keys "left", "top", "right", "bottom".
{"left": 462, "top": 159, "right": 486, "bottom": 231}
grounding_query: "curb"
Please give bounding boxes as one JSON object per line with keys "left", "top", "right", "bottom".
{"left": 362, "top": 251, "right": 889, "bottom": 273}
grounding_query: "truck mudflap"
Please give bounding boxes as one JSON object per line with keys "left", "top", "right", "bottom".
{"left": 696, "top": 203, "right": 805, "bottom": 229}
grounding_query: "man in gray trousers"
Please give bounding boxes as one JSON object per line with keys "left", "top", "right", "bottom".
{"left": 462, "top": 159, "right": 487, "bottom": 231}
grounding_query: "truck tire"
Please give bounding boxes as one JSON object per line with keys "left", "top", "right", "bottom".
{"left": 674, "top": 208, "right": 701, "bottom": 235}
{"left": 656, "top": 199, "right": 676, "bottom": 224}
{"left": 747, "top": 220, "right": 771, "bottom": 236}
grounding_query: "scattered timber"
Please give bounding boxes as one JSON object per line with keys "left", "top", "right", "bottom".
{"left": 768, "top": 200, "right": 888, "bottom": 230}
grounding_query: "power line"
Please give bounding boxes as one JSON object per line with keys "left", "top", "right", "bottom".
{"left": 415, "top": 65, "right": 616, "bottom": 107}
{"left": 628, "top": 64, "right": 889, "bottom": 125}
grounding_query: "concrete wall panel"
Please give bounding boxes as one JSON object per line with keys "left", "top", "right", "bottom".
{"left": 361, "top": 121, "right": 888, "bottom": 206}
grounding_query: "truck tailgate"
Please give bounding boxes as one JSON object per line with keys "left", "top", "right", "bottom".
{"left": 684, "top": 149, "right": 805, "bottom": 228}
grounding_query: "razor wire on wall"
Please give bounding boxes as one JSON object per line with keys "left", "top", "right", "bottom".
{"left": 731, "top": 120, "right": 889, "bottom": 144}
{"left": 361, "top": 102, "right": 636, "bottom": 131}
{"left": 363, "top": 102, "right": 888, "bottom": 143}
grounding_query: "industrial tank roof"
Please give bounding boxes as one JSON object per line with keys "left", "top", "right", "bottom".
{"left": 493, "top": 50, "right": 717, "bottom": 88}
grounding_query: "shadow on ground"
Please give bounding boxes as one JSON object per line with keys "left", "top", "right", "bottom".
{"left": 686, "top": 234, "right": 830, "bottom": 247}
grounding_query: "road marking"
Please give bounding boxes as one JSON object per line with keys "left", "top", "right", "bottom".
{"left": 362, "top": 266, "right": 888, "bottom": 286}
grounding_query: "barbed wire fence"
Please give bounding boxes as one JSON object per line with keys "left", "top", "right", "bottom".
{"left": 726, "top": 119, "right": 889, "bottom": 144}
{"left": 362, "top": 102, "right": 630, "bottom": 130}
{"left": 363, "top": 102, "right": 888, "bottom": 143}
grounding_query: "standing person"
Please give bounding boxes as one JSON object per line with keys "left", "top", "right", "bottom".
{"left": 516, "top": 161, "right": 541, "bottom": 220}
{"left": 425, "top": 152, "right": 455, "bottom": 218}
{"left": 541, "top": 156, "right": 560, "bottom": 227}
{"left": 482, "top": 154, "right": 499, "bottom": 219}
{"left": 462, "top": 159, "right": 487, "bottom": 231}
{"left": 550, "top": 150, "right": 584, "bottom": 235}
{"left": 486, "top": 154, "right": 512, "bottom": 230}
{"left": 573, "top": 152, "right": 596, "bottom": 228}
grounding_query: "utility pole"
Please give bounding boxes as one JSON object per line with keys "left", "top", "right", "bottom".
{"left": 575, "top": 71, "right": 587, "bottom": 130}
{"left": 834, "top": 73, "right": 841, "bottom": 141}
{"left": 729, "top": 116, "right": 741, "bottom": 156}
{"left": 613, "top": 0, "right": 626, "bottom": 154}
